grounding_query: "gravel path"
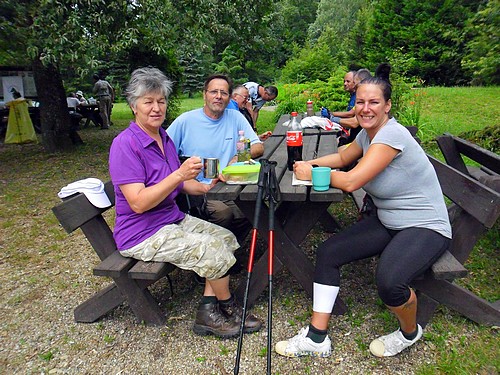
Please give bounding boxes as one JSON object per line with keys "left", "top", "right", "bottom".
{"left": 1, "top": 219, "right": 447, "bottom": 375}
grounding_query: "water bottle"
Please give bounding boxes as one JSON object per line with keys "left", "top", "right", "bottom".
{"left": 306, "top": 100, "right": 314, "bottom": 117}
{"left": 237, "top": 130, "right": 251, "bottom": 162}
{"left": 286, "top": 112, "right": 303, "bottom": 171}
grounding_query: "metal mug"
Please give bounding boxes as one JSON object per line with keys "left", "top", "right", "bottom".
{"left": 203, "top": 158, "right": 219, "bottom": 179}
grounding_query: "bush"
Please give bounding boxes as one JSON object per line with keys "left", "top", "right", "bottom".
{"left": 280, "top": 45, "right": 337, "bottom": 84}
{"left": 275, "top": 67, "right": 350, "bottom": 121}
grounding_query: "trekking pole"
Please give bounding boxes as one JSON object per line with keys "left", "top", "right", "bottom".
{"left": 265, "top": 161, "right": 280, "bottom": 375}
{"left": 234, "top": 159, "right": 269, "bottom": 375}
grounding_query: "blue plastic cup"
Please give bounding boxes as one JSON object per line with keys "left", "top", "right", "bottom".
{"left": 311, "top": 167, "right": 331, "bottom": 191}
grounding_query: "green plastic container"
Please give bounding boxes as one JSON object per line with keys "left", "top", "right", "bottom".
{"left": 222, "top": 162, "right": 261, "bottom": 184}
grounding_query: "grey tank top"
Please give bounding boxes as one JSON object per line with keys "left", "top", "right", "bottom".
{"left": 356, "top": 118, "right": 452, "bottom": 238}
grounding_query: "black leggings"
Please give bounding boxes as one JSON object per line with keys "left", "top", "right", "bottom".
{"left": 314, "top": 216, "right": 450, "bottom": 307}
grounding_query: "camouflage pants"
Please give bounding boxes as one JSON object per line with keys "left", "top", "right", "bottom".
{"left": 120, "top": 215, "right": 238, "bottom": 280}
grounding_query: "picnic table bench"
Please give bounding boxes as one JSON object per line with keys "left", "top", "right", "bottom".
{"left": 52, "top": 181, "right": 176, "bottom": 326}
{"left": 436, "top": 133, "right": 499, "bottom": 190}
{"left": 51, "top": 131, "right": 499, "bottom": 328}
{"left": 412, "top": 137, "right": 500, "bottom": 327}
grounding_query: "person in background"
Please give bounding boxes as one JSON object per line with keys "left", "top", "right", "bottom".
{"left": 76, "top": 90, "right": 88, "bottom": 104}
{"left": 328, "top": 70, "right": 357, "bottom": 116}
{"left": 66, "top": 92, "right": 84, "bottom": 144}
{"left": 92, "top": 73, "right": 114, "bottom": 129}
{"left": 243, "top": 81, "right": 278, "bottom": 124}
{"left": 228, "top": 85, "right": 272, "bottom": 141}
{"left": 109, "top": 67, "right": 262, "bottom": 338}
{"left": 276, "top": 68, "right": 451, "bottom": 359}
{"left": 167, "top": 74, "right": 264, "bottom": 244}
{"left": 322, "top": 68, "right": 378, "bottom": 149}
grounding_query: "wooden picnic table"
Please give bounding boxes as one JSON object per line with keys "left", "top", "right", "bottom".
{"left": 207, "top": 115, "right": 349, "bottom": 314}
{"left": 77, "top": 103, "right": 102, "bottom": 128}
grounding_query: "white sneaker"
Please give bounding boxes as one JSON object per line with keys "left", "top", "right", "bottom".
{"left": 369, "top": 324, "right": 423, "bottom": 357}
{"left": 275, "top": 326, "right": 332, "bottom": 358}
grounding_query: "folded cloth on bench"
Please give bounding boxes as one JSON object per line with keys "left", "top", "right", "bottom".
{"left": 58, "top": 178, "right": 112, "bottom": 208}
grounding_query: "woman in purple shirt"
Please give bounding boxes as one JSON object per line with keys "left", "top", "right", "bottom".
{"left": 109, "top": 67, "right": 261, "bottom": 338}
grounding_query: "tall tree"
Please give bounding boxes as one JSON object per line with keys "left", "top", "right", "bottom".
{"left": 363, "top": 0, "right": 482, "bottom": 85}
{"left": 462, "top": 0, "right": 500, "bottom": 85}
{"left": 1, "top": 0, "right": 179, "bottom": 152}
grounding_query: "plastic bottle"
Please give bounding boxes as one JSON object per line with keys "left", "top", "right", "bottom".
{"left": 236, "top": 130, "right": 251, "bottom": 162}
{"left": 306, "top": 100, "right": 314, "bottom": 117}
{"left": 286, "top": 112, "right": 303, "bottom": 171}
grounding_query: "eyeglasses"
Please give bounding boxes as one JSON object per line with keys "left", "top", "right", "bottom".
{"left": 234, "top": 93, "right": 249, "bottom": 101}
{"left": 206, "top": 89, "right": 229, "bottom": 98}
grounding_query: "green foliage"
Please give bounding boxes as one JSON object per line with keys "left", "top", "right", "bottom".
{"left": 462, "top": 0, "right": 500, "bottom": 85}
{"left": 460, "top": 124, "right": 500, "bottom": 156}
{"left": 258, "top": 347, "right": 267, "bottom": 357}
{"left": 212, "top": 45, "right": 247, "bottom": 82}
{"left": 218, "top": 344, "right": 229, "bottom": 355}
{"left": 103, "top": 334, "right": 115, "bottom": 344}
{"left": 276, "top": 67, "right": 348, "bottom": 120}
{"left": 417, "top": 321, "right": 500, "bottom": 375}
{"left": 308, "top": 0, "right": 365, "bottom": 42}
{"left": 280, "top": 45, "right": 337, "bottom": 83}
{"left": 362, "top": 0, "right": 482, "bottom": 86}
{"left": 38, "top": 350, "right": 54, "bottom": 362}
{"left": 419, "top": 86, "right": 500, "bottom": 143}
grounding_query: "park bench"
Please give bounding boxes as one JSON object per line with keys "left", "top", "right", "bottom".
{"left": 413, "top": 152, "right": 500, "bottom": 327}
{"left": 436, "top": 133, "right": 499, "bottom": 191}
{"left": 52, "top": 181, "right": 176, "bottom": 326}
{"left": 346, "top": 130, "right": 499, "bottom": 327}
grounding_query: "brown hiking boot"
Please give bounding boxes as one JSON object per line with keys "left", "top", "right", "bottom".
{"left": 193, "top": 302, "right": 240, "bottom": 338}
{"left": 219, "top": 299, "right": 262, "bottom": 334}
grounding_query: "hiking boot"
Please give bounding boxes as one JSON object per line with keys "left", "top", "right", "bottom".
{"left": 275, "top": 326, "right": 332, "bottom": 358}
{"left": 369, "top": 324, "right": 423, "bottom": 357}
{"left": 192, "top": 302, "right": 239, "bottom": 338}
{"left": 219, "top": 299, "right": 262, "bottom": 334}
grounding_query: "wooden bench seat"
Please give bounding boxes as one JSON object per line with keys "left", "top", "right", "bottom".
{"left": 412, "top": 153, "right": 500, "bottom": 327}
{"left": 93, "top": 251, "right": 135, "bottom": 278}
{"left": 52, "top": 180, "right": 177, "bottom": 325}
{"left": 429, "top": 250, "right": 467, "bottom": 280}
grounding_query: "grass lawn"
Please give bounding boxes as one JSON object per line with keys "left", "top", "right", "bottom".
{"left": 0, "top": 86, "right": 498, "bottom": 374}
{"left": 419, "top": 86, "right": 500, "bottom": 143}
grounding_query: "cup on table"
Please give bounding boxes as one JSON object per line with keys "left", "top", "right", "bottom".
{"left": 311, "top": 166, "right": 331, "bottom": 191}
{"left": 203, "top": 157, "right": 219, "bottom": 179}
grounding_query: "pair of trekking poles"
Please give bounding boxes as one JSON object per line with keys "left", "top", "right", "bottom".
{"left": 234, "top": 159, "right": 281, "bottom": 375}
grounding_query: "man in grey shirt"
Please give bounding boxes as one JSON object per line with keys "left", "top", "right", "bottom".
{"left": 92, "top": 74, "right": 114, "bottom": 129}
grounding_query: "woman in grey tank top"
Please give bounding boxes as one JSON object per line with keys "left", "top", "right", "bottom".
{"left": 276, "top": 66, "right": 451, "bottom": 359}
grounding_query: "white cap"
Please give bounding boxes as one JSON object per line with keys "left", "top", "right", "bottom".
{"left": 76, "top": 90, "right": 83, "bottom": 96}
{"left": 58, "top": 178, "right": 111, "bottom": 208}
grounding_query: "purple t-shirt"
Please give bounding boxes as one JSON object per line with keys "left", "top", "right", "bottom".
{"left": 109, "top": 122, "right": 185, "bottom": 250}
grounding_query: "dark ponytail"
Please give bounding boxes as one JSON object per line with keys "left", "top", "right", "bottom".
{"left": 359, "top": 63, "right": 392, "bottom": 101}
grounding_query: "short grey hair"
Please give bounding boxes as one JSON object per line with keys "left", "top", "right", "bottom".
{"left": 125, "top": 67, "right": 173, "bottom": 108}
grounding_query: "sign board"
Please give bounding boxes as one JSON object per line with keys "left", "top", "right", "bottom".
{"left": 0, "top": 67, "right": 37, "bottom": 100}
{"left": 2, "top": 76, "right": 24, "bottom": 102}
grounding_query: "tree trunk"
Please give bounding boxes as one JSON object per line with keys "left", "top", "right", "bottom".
{"left": 32, "top": 57, "right": 82, "bottom": 152}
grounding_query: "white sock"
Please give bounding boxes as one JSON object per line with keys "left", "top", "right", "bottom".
{"left": 313, "top": 283, "right": 340, "bottom": 313}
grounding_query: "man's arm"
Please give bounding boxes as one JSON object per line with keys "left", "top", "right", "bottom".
{"left": 107, "top": 82, "right": 115, "bottom": 101}
{"left": 251, "top": 108, "right": 260, "bottom": 124}
{"left": 332, "top": 108, "right": 355, "bottom": 118}
{"left": 250, "top": 142, "right": 264, "bottom": 158}
{"left": 338, "top": 116, "right": 359, "bottom": 129}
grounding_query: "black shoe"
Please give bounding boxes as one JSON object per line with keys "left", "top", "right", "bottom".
{"left": 219, "top": 299, "right": 262, "bottom": 334}
{"left": 193, "top": 302, "right": 239, "bottom": 338}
